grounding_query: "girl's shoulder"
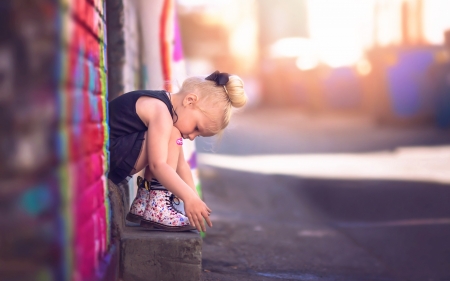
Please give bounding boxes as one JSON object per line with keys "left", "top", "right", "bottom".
{"left": 135, "top": 91, "right": 173, "bottom": 126}
{"left": 111, "top": 89, "right": 169, "bottom": 101}
{"left": 132, "top": 90, "right": 171, "bottom": 110}
{"left": 120, "top": 89, "right": 169, "bottom": 100}
{"left": 118, "top": 90, "right": 171, "bottom": 112}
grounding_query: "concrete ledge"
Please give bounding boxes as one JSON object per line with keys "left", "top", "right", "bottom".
{"left": 108, "top": 180, "right": 202, "bottom": 281}
{"left": 121, "top": 226, "right": 202, "bottom": 281}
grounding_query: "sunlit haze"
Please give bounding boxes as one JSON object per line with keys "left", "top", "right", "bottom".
{"left": 199, "top": 146, "right": 450, "bottom": 184}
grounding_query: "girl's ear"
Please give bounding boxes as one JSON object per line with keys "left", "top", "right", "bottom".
{"left": 183, "top": 93, "right": 199, "bottom": 106}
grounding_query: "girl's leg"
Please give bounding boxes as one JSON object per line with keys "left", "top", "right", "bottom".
{"left": 128, "top": 126, "right": 194, "bottom": 230}
{"left": 132, "top": 126, "right": 182, "bottom": 181}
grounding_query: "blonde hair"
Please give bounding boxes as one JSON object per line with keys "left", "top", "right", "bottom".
{"left": 179, "top": 74, "right": 247, "bottom": 134}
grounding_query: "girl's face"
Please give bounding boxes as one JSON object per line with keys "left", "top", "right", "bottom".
{"left": 174, "top": 94, "right": 219, "bottom": 140}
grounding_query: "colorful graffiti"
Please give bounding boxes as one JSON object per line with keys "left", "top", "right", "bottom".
{"left": 58, "top": 0, "right": 111, "bottom": 280}
{"left": 0, "top": 0, "right": 113, "bottom": 280}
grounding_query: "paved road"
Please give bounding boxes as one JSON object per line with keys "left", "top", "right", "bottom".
{"left": 196, "top": 107, "right": 450, "bottom": 281}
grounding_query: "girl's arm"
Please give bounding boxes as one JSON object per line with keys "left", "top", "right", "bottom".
{"left": 142, "top": 100, "right": 211, "bottom": 231}
{"left": 176, "top": 147, "right": 198, "bottom": 195}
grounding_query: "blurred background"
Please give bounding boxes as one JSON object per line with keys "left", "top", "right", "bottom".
{"left": 177, "top": 1, "right": 450, "bottom": 280}
{"left": 178, "top": 0, "right": 450, "bottom": 126}
{"left": 1, "top": 0, "right": 450, "bottom": 280}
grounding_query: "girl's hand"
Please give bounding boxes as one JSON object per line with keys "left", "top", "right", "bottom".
{"left": 184, "top": 194, "right": 212, "bottom": 232}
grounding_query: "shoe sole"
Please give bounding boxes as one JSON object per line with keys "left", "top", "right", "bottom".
{"left": 126, "top": 213, "right": 144, "bottom": 224}
{"left": 140, "top": 219, "right": 196, "bottom": 232}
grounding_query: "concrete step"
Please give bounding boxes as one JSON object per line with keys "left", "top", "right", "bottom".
{"left": 108, "top": 180, "right": 202, "bottom": 281}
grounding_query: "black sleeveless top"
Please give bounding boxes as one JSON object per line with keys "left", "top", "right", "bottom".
{"left": 108, "top": 90, "right": 174, "bottom": 184}
{"left": 109, "top": 90, "right": 174, "bottom": 139}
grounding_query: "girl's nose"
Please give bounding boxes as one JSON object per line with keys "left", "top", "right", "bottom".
{"left": 189, "top": 132, "right": 200, "bottom": 141}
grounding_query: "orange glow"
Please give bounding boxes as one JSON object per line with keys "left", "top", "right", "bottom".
{"left": 373, "top": 0, "right": 403, "bottom": 46}
{"left": 269, "top": 37, "right": 320, "bottom": 70}
{"left": 229, "top": 18, "right": 258, "bottom": 59}
{"left": 295, "top": 55, "right": 319, "bottom": 71}
{"left": 270, "top": 37, "right": 312, "bottom": 58}
{"left": 356, "top": 59, "right": 372, "bottom": 76}
{"left": 305, "top": 0, "right": 450, "bottom": 68}
{"left": 178, "top": 0, "right": 450, "bottom": 72}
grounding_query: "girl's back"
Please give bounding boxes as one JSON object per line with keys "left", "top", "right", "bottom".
{"left": 109, "top": 90, "right": 173, "bottom": 139}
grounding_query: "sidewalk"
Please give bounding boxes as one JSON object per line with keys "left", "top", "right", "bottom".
{"left": 197, "top": 107, "right": 450, "bottom": 281}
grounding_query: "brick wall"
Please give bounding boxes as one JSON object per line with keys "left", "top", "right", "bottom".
{"left": 0, "top": 0, "right": 114, "bottom": 280}
{"left": 60, "top": 0, "right": 111, "bottom": 280}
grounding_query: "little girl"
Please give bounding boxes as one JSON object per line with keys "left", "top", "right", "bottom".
{"left": 108, "top": 71, "right": 247, "bottom": 232}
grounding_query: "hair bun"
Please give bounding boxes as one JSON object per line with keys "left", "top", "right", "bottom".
{"left": 225, "top": 75, "right": 247, "bottom": 108}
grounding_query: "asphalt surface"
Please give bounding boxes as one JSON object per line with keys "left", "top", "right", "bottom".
{"left": 195, "top": 107, "right": 450, "bottom": 281}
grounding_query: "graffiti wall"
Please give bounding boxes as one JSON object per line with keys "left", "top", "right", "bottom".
{"left": 59, "top": 0, "right": 112, "bottom": 280}
{"left": 0, "top": 0, "right": 113, "bottom": 280}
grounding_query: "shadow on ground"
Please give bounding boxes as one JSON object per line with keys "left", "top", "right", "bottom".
{"left": 196, "top": 108, "right": 450, "bottom": 281}
{"left": 200, "top": 168, "right": 450, "bottom": 281}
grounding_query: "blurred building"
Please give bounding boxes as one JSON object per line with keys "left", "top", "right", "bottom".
{"left": 177, "top": 0, "right": 450, "bottom": 126}
{"left": 178, "top": 0, "right": 259, "bottom": 76}
{"left": 260, "top": 0, "right": 450, "bottom": 126}
{"left": 177, "top": 0, "right": 262, "bottom": 106}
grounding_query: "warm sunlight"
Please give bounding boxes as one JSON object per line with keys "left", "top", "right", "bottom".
{"left": 199, "top": 146, "right": 450, "bottom": 184}
{"left": 269, "top": 37, "right": 320, "bottom": 70}
{"left": 423, "top": 0, "right": 450, "bottom": 44}
{"left": 307, "top": 0, "right": 374, "bottom": 67}
{"left": 303, "top": 0, "right": 450, "bottom": 68}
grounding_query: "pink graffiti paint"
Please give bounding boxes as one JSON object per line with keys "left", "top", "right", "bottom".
{"left": 173, "top": 7, "right": 183, "bottom": 62}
